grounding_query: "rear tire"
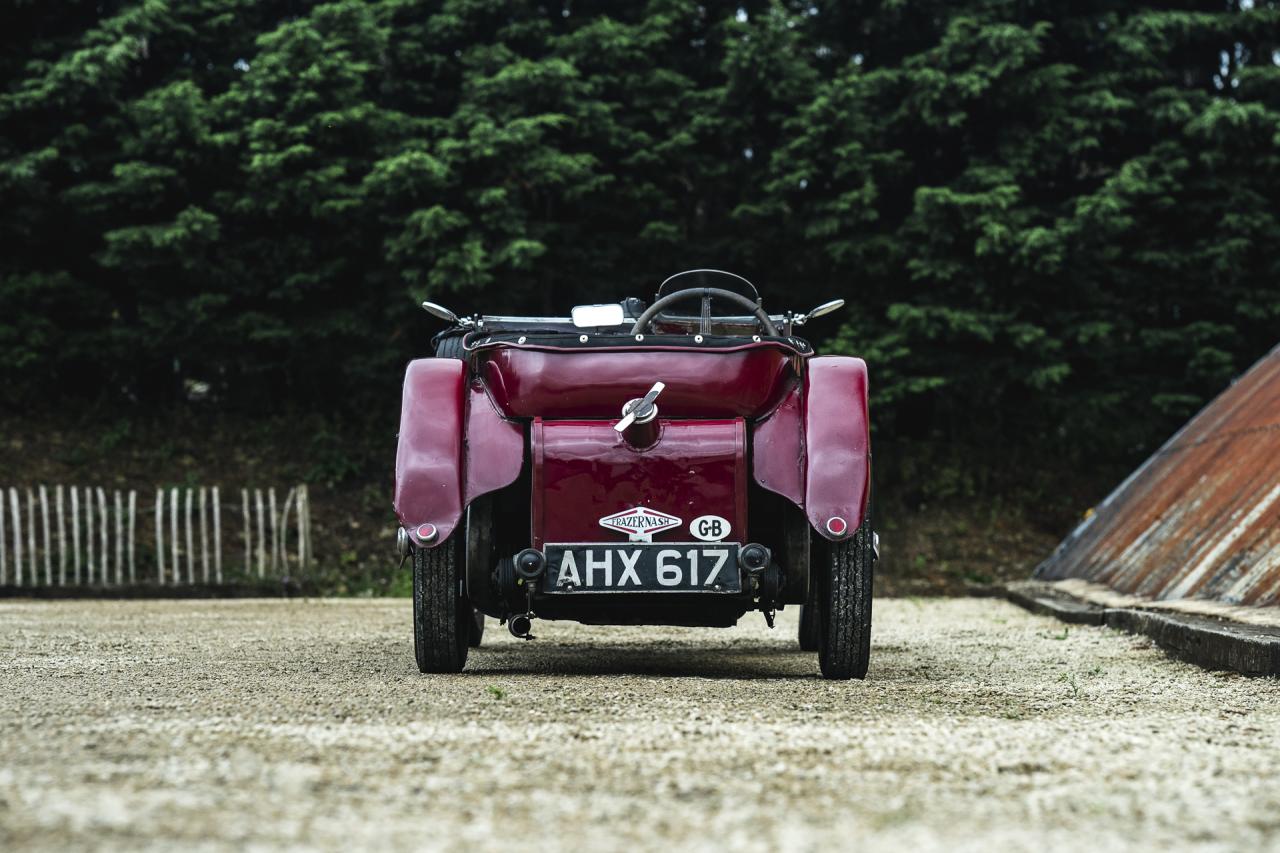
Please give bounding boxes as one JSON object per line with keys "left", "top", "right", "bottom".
{"left": 816, "top": 518, "right": 873, "bottom": 680}
{"left": 413, "top": 537, "right": 470, "bottom": 673}
{"left": 798, "top": 591, "right": 820, "bottom": 652}
{"left": 434, "top": 333, "right": 466, "bottom": 359}
{"left": 467, "top": 609, "right": 485, "bottom": 648}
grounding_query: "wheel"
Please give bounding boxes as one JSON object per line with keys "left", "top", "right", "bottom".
{"left": 434, "top": 333, "right": 466, "bottom": 359}
{"left": 815, "top": 517, "right": 874, "bottom": 680}
{"left": 798, "top": 594, "right": 820, "bottom": 652}
{"left": 467, "top": 608, "right": 485, "bottom": 647}
{"left": 412, "top": 536, "right": 470, "bottom": 673}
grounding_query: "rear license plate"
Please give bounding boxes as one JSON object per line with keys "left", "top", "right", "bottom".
{"left": 542, "top": 544, "right": 742, "bottom": 594}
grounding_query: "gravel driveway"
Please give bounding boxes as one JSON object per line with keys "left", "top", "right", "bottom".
{"left": 2, "top": 597, "right": 1279, "bottom": 851}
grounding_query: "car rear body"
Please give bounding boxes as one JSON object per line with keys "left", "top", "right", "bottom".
{"left": 394, "top": 331, "right": 870, "bottom": 629}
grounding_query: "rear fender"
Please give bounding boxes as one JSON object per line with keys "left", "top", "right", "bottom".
{"left": 751, "top": 356, "right": 870, "bottom": 541}
{"left": 394, "top": 359, "right": 524, "bottom": 547}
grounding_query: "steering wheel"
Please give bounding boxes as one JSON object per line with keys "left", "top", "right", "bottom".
{"left": 630, "top": 287, "right": 778, "bottom": 336}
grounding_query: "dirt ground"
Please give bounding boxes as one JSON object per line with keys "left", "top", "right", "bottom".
{"left": 2, "top": 598, "right": 1279, "bottom": 852}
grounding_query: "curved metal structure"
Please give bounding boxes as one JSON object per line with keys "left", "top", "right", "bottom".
{"left": 1036, "top": 343, "right": 1280, "bottom": 605}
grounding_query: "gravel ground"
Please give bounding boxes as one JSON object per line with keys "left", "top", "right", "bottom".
{"left": 2, "top": 597, "right": 1279, "bottom": 852}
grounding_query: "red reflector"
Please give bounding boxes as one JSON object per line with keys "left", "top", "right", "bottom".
{"left": 826, "top": 517, "right": 847, "bottom": 536}
{"left": 416, "top": 523, "right": 438, "bottom": 542}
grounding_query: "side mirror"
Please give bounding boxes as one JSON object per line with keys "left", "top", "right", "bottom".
{"left": 422, "top": 301, "right": 460, "bottom": 324}
{"left": 804, "top": 299, "right": 845, "bottom": 322}
{"left": 571, "top": 303, "right": 626, "bottom": 328}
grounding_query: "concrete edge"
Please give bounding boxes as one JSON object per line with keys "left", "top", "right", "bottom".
{"left": 1004, "top": 580, "right": 1106, "bottom": 626}
{"left": 1005, "top": 581, "right": 1280, "bottom": 677}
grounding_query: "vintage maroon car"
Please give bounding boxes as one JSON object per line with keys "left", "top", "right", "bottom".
{"left": 394, "top": 271, "right": 875, "bottom": 679}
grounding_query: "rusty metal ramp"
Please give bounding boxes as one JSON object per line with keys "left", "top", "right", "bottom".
{"left": 1036, "top": 343, "right": 1280, "bottom": 605}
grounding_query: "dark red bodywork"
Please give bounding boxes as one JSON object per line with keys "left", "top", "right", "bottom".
{"left": 393, "top": 340, "right": 869, "bottom": 549}
{"left": 478, "top": 345, "right": 796, "bottom": 419}
{"left": 393, "top": 359, "right": 523, "bottom": 545}
{"left": 751, "top": 357, "right": 872, "bottom": 537}
{"left": 532, "top": 418, "right": 747, "bottom": 549}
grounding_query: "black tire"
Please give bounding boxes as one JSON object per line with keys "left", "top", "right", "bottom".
{"left": 816, "top": 518, "right": 874, "bottom": 680}
{"left": 434, "top": 333, "right": 466, "bottom": 359}
{"left": 798, "top": 595, "right": 820, "bottom": 652}
{"left": 412, "top": 537, "right": 470, "bottom": 673}
{"left": 430, "top": 335, "right": 476, "bottom": 655}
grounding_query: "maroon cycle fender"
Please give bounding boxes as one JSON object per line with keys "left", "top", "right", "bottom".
{"left": 752, "top": 356, "right": 870, "bottom": 540}
{"left": 804, "top": 357, "right": 870, "bottom": 539}
{"left": 394, "top": 359, "right": 523, "bottom": 547}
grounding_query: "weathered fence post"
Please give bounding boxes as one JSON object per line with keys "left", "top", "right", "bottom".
{"left": 40, "top": 486, "right": 52, "bottom": 585}
{"left": 9, "top": 489, "right": 21, "bottom": 586}
{"left": 212, "top": 486, "right": 222, "bottom": 584}
{"left": 294, "top": 484, "right": 309, "bottom": 571}
{"left": 82, "top": 487, "right": 91, "bottom": 584}
{"left": 86, "top": 486, "right": 96, "bottom": 583}
{"left": 184, "top": 488, "right": 195, "bottom": 583}
{"left": 71, "top": 487, "right": 81, "bottom": 584}
{"left": 114, "top": 490, "right": 123, "bottom": 585}
{"left": 255, "top": 488, "right": 266, "bottom": 578}
{"left": 268, "top": 487, "right": 278, "bottom": 576}
{"left": 306, "top": 486, "right": 312, "bottom": 571}
{"left": 27, "top": 489, "right": 37, "bottom": 586}
{"left": 278, "top": 487, "right": 296, "bottom": 574}
{"left": 241, "top": 488, "right": 251, "bottom": 574}
{"left": 199, "top": 488, "right": 209, "bottom": 584}
{"left": 96, "top": 488, "right": 108, "bottom": 586}
{"left": 169, "top": 487, "right": 180, "bottom": 584}
{"left": 56, "top": 485, "right": 66, "bottom": 585}
{"left": 155, "top": 488, "right": 165, "bottom": 584}
{"left": 295, "top": 486, "right": 305, "bottom": 570}
{"left": 127, "top": 490, "right": 137, "bottom": 584}
{"left": 10, "top": 488, "right": 22, "bottom": 586}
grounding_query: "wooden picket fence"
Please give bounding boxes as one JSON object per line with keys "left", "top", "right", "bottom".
{"left": 0, "top": 485, "right": 311, "bottom": 587}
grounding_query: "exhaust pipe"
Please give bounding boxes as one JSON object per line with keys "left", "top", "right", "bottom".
{"left": 508, "top": 614, "right": 533, "bottom": 639}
